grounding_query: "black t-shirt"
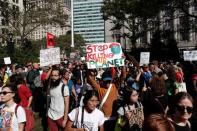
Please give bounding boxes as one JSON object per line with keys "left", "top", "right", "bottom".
{"left": 172, "top": 122, "right": 191, "bottom": 131}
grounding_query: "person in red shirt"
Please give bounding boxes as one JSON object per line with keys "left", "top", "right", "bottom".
{"left": 16, "top": 74, "right": 33, "bottom": 108}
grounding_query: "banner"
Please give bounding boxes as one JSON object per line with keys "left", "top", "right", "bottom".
{"left": 140, "top": 52, "right": 150, "bottom": 66}
{"left": 183, "top": 50, "right": 197, "bottom": 61}
{"left": 86, "top": 42, "right": 125, "bottom": 69}
{"left": 40, "top": 47, "right": 60, "bottom": 67}
{"left": 46, "top": 32, "right": 55, "bottom": 48}
{"left": 4, "top": 57, "right": 11, "bottom": 65}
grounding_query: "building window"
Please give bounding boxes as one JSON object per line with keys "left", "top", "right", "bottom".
{"left": 179, "top": 15, "right": 190, "bottom": 41}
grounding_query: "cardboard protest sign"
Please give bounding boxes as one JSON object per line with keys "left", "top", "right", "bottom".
{"left": 183, "top": 50, "right": 197, "bottom": 61}
{"left": 4, "top": 57, "right": 11, "bottom": 65}
{"left": 40, "top": 47, "right": 60, "bottom": 67}
{"left": 86, "top": 42, "right": 125, "bottom": 69}
{"left": 70, "top": 52, "right": 76, "bottom": 59}
{"left": 139, "top": 52, "right": 150, "bottom": 66}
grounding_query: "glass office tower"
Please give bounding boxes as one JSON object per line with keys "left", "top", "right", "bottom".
{"left": 74, "top": 0, "right": 105, "bottom": 44}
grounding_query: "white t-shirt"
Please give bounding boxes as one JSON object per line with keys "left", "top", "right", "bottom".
{"left": 68, "top": 107, "right": 105, "bottom": 131}
{"left": 48, "top": 82, "right": 69, "bottom": 120}
{"left": 0, "top": 103, "right": 26, "bottom": 131}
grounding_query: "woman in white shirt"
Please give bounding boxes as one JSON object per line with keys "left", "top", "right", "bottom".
{"left": 0, "top": 83, "right": 26, "bottom": 131}
{"left": 66, "top": 90, "right": 105, "bottom": 131}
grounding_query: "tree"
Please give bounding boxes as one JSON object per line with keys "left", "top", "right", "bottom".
{"left": 101, "top": 0, "right": 170, "bottom": 49}
{"left": 33, "top": 33, "right": 86, "bottom": 56}
{"left": 0, "top": 0, "right": 69, "bottom": 46}
{"left": 172, "top": 0, "right": 197, "bottom": 18}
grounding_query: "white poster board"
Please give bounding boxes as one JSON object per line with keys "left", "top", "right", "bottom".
{"left": 86, "top": 42, "right": 125, "bottom": 69}
{"left": 183, "top": 50, "right": 197, "bottom": 61}
{"left": 40, "top": 47, "right": 60, "bottom": 67}
{"left": 140, "top": 52, "right": 150, "bottom": 66}
{"left": 4, "top": 57, "right": 11, "bottom": 65}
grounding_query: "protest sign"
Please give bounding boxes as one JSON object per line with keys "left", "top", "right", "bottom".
{"left": 86, "top": 42, "right": 125, "bottom": 69}
{"left": 70, "top": 52, "right": 76, "bottom": 59}
{"left": 183, "top": 50, "right": 197, "bottom": 61}
{"left": 4, "top": 57, "right": 11, "bottom": 65}
{"left": 40, "top": 47, "right": 60, "bottom": 67}
{"left": 139, "top": 52, "right": 150, "bottom": 66}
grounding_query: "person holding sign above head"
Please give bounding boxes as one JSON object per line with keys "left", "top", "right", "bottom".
{"left": 87, "top": 67, "right": 126, "bottom": 131}
{"left": 45, "top": 66, "right": 70, "bottom": 131}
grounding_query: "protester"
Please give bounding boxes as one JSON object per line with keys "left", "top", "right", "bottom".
{"left": 0, "top": 83, "right": 26, "bottom": 131}
{"left": 88, "top": 68, "right": 126, "bottom": 131}
{"left": 46, "top": 67, "right": 70, "bottom": 131}
{"left": 116, "top": 88, "right": 144, "bottom": 131}
{"left": 62, "top": 69, "right": 78, "bottom": 110}
{"left": 168, "top": 92, "right": 193, "bottom": 131}
{"left": 66, "top": 90, "right": 105, "bottom": 131}
{"left": 15, "top": 74, "right": 33, "bottom": 108}
{"left": 0, "top": 64, "right": 9, "bottom": 86}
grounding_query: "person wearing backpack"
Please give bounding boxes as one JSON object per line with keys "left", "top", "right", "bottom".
{"left": 26, "top": 63, "right": 40, "bottom": 112}
{"left": 66, "top": 90, "right": 105, "bottom": 131}
{"left": 46, "top": 67, "right": 70, "bottom": 131}
{"left": 0, "top": 83, "right": 26, "bottom": 131}
{"left": 116, "top": 88, "right": 144, "bottom": 131}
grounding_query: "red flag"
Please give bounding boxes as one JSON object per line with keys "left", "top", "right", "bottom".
{"left": 46, "top": 32, "right": 55, "bottom": 48}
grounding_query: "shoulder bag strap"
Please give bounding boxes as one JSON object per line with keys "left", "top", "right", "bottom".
{"left": 61, "top": 83, "right": 65, "bottom": 97}
{"left": 155, "top": 98, "right": 165, "bottom": 114}
{"left": 81, "top": 106, "right": 85, "bottom": 128}
{"left": 14, "top": 104, "right": 20, "bottom": 118}
{"left": 99, "top": 83, "right": 113, "bottom": 109}
{"left": 73, "top": 107, "right": 79, "bottom": 127}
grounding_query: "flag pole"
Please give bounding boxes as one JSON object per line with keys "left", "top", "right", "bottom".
{"left": 71, "top": 0, "right": 74, "bottom": 48}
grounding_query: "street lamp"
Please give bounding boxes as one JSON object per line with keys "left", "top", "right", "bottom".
{"left": 71, "top": 0, "right": 74, "bottom": 48}
{"left": 7, "top": 33, "right": 14, "bottom": 55}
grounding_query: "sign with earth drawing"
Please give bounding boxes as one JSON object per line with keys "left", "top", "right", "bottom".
{"left": 86, "top": 42, "right": 125, "bottom": 69}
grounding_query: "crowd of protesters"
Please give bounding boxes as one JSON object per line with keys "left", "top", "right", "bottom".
{"left": 0, "top": 58, "right": 197, "bottom": 131}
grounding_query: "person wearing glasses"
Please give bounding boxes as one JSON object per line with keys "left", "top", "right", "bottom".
{"left": 0, "top": 83, "right": 26, "bottom": 131}
{"left": 66, "top": 90, "right": 105, "bottom": 131}
{"left": 169, "top": 92, "right": 193, "bottom": 131}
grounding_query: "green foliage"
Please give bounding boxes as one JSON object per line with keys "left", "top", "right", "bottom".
{"left": 0, "top": 0, "right": 69, "bottom": 45}
{"left": 102, "top": 0, "right": 170, "bottom": 48}
{"left": 32, "top": 34, "right": 86, "bottom": 56}
{"left": 0, "top": 42, "right": 40, "bottom": 64}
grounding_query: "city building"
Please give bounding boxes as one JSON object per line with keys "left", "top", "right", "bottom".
{"left": 73, "top": 0, "right": 105, "bottom": 44}
{"left": 64, "top": 0, "right": 71, "bottom": 9}
{"left": 29, "top": 1, "right": 71, "bottom": 40}
{"left": 108, "top": 1, "right": 197, "bottom": 51}
{"left": 0, "top": 0, "right": 23, "bottom": 45}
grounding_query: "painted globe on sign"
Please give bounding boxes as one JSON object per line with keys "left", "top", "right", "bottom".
{"left": 110, "top": 43, "right": 121, "bottom": 55}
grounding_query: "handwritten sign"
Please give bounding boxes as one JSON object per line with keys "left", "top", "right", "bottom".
{"left": 183, "top": 50, "right": 197, "bottom": 61}
{"left": 86, "top": 43, "right": 125, "bottom": 69}
{"left": 40, "top": 47, "right": 60, "bottom": 67}
{"left": 140, "top": 52, "right": 150, "bottom": 66}
{"left": 4, "top": 57, "right": 11, "bottom": 65}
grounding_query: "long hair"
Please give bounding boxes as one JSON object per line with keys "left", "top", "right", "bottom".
{"left": 2, "top": 83, "right": 21, "bottom": 103}
{"left": 143, "top": 113, "right": 175, "bottom": 131}
{"left": 83, "top": 90, "right": 99, "bottom": 106}
{"left": 150, "top": 75, "right": 166, "bottom": 97}
{"left": 168, "top": 92, "right": 193, "bottom": 115}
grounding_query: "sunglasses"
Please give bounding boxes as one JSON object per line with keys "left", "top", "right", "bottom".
{"left": 176, "top": 105, "right": 193, "bottom": 113}
{"left": 0, "top": 91, "right": 14, "bottom": 96}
